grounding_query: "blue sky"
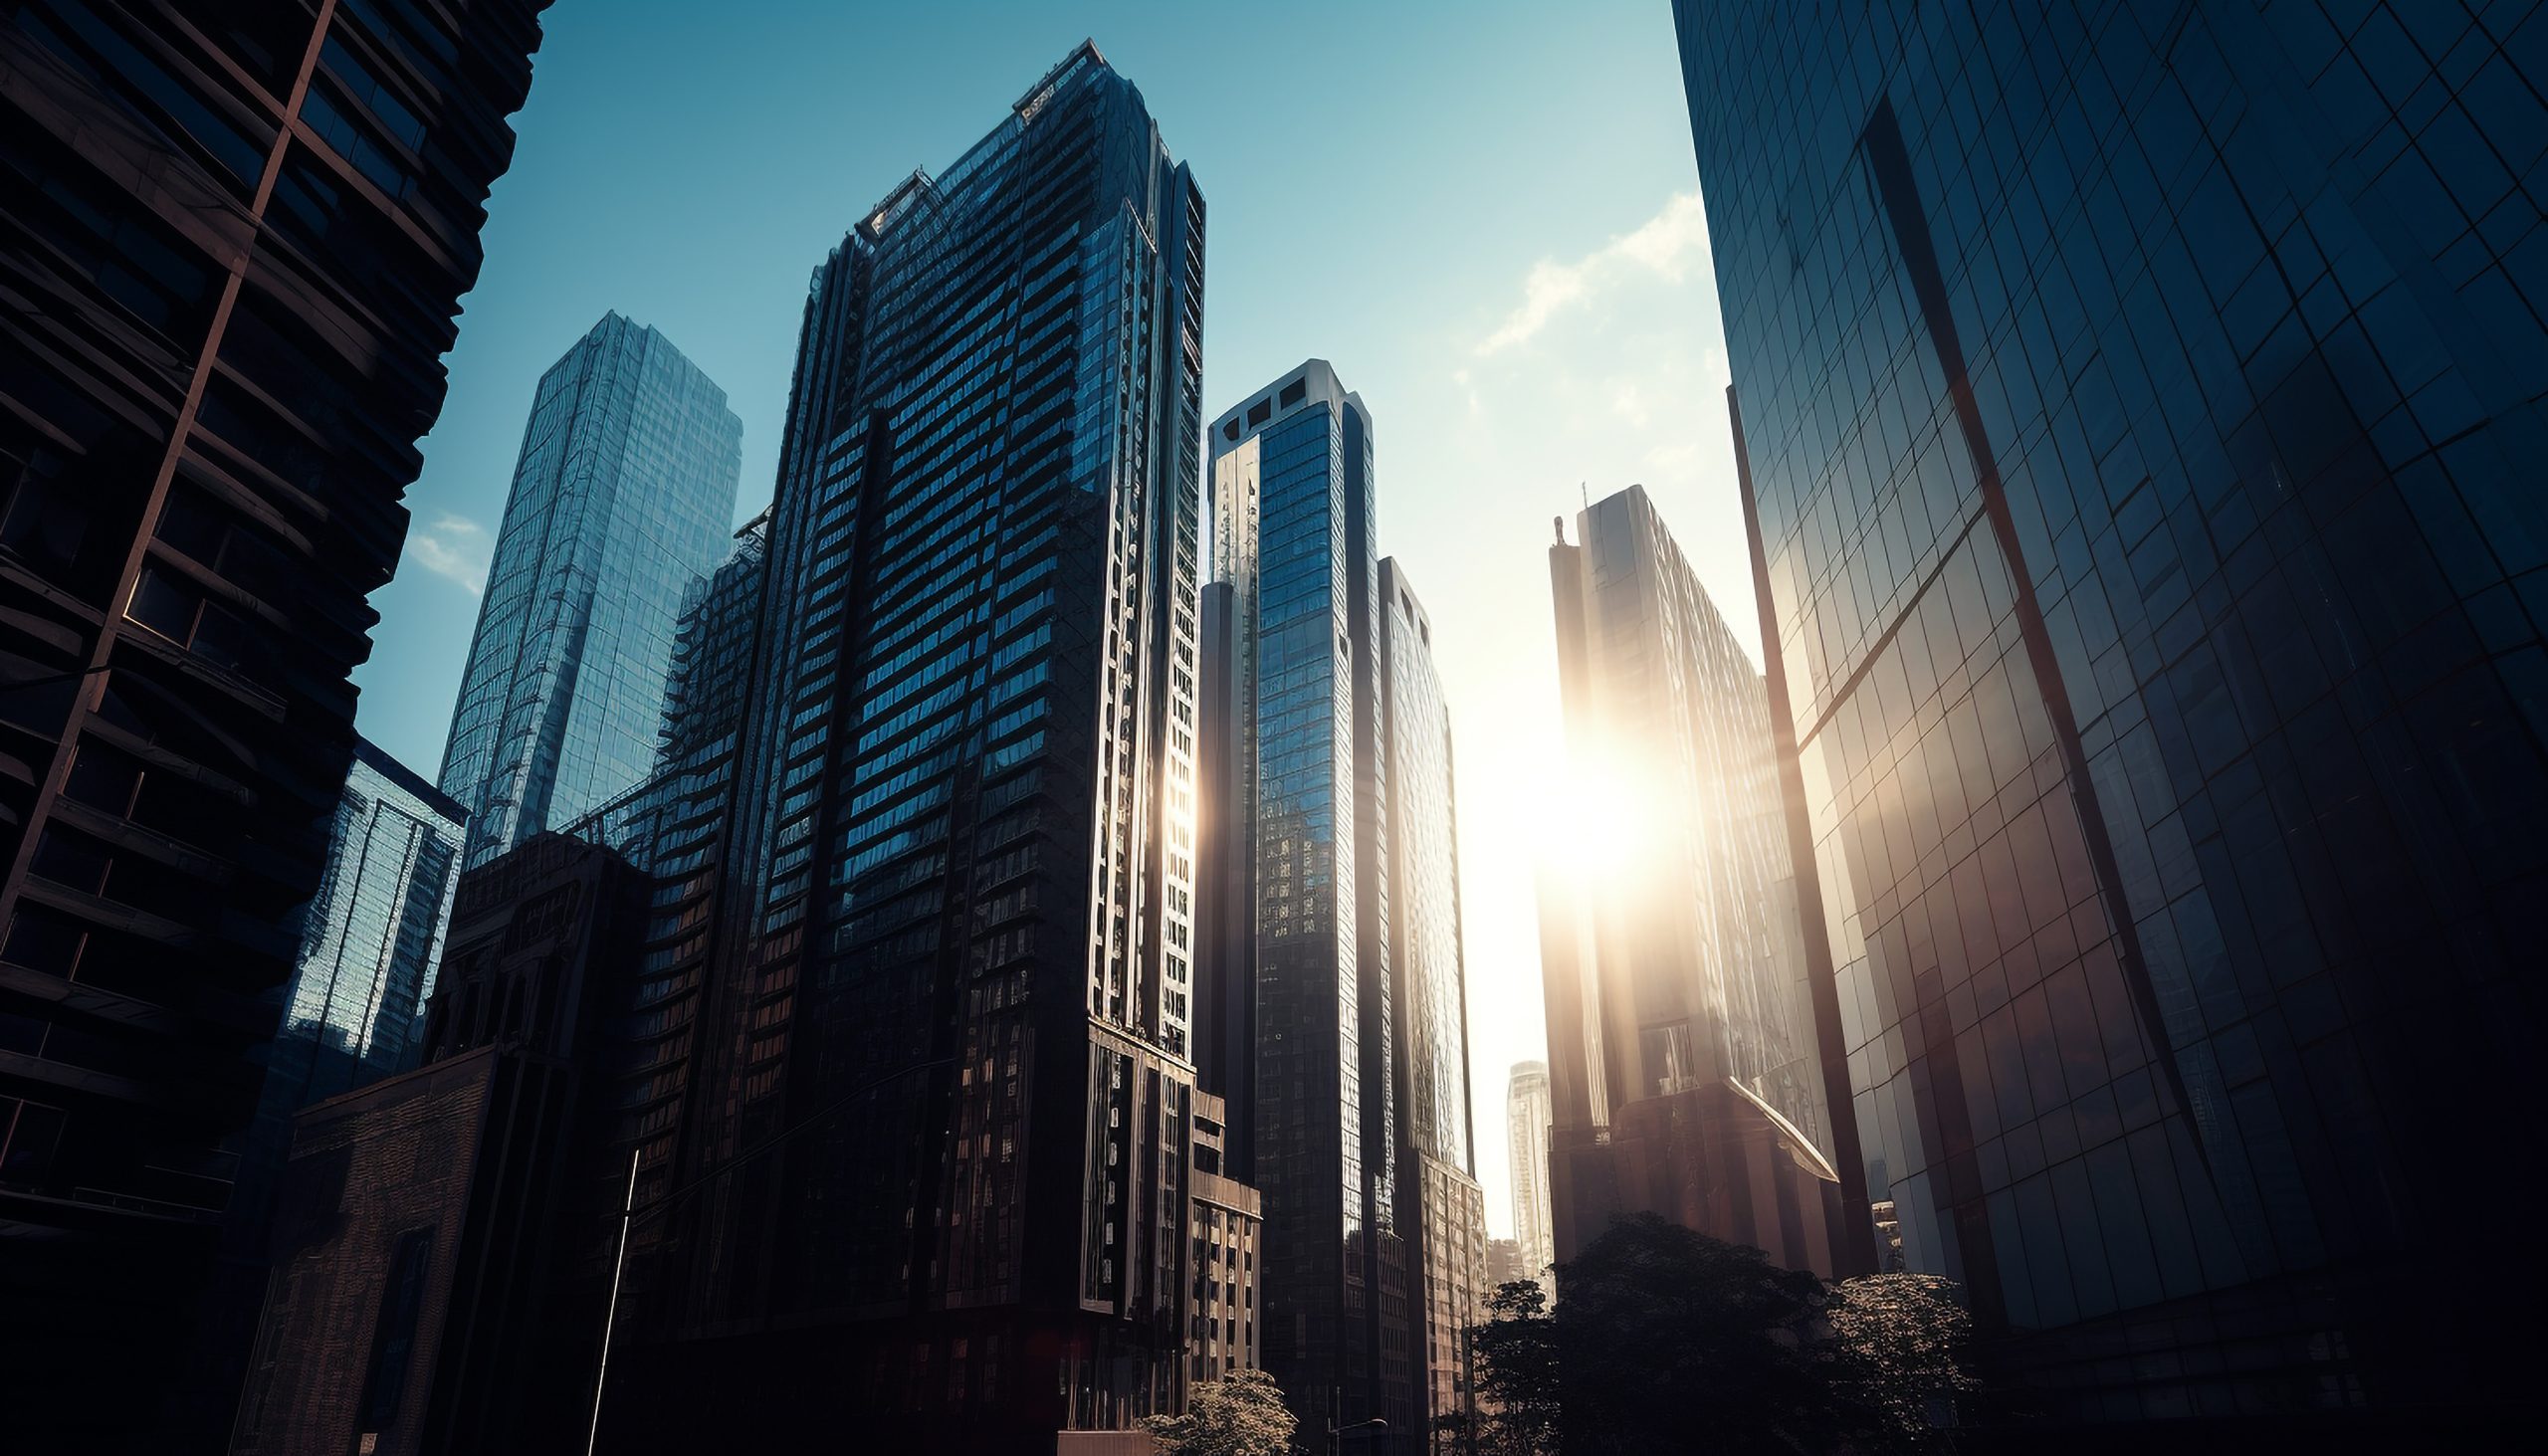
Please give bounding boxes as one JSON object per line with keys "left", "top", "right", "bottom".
{"left": 353, "top": 0, "right": 1753, "bottom": 1239}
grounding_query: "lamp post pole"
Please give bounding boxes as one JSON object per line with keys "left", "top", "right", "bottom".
{"left": 1328, "top": 1414, "right": 1388, "bottom": 1456}
{"left": 584, "top": 1146, "right": 641, "bottom": 1456}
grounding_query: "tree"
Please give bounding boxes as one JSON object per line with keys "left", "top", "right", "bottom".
{"left": 1826, "top": 1272, "right": 1978, "bottom": 1451}
{"left": 1553, "top": 1214, "right": 1869, "bottom": 1455}
{"left": 1471, "top": 1214, "right": 1978, "bottom": 1454}
{"left": 1470, "top": 1279, "right": 1562, "bottom": 1456}
{"left": 1142, "top": 1367, "right": 1297, "bottom": 1456}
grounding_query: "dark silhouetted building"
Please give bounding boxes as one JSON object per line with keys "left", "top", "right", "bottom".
{"left": 0, "top": 4, "right": 544, "bottom": 1445}
{"left": 438, "top": 312, "right": 741, "bottom": 870}
{"left": 231, "top": 832, "right": 648, "bottom": 1456}
{"left": 204, "top": 737, "right": 469, "bottom": 1431}
{"left": 1195, "top": 578, "right": 1254, "bottom": 1184}
{"left": 1540, "top": 488, "right": 1844, "bottom": 1280}
{"left": 601, "top": 43, "right": 1220, "bottom": 1453}
{"left": 1209, "top": 358, "right": 1416, "bottom": 1447}
{"left": 1677, "top": 0, "right": 2548, "bottom": 1436}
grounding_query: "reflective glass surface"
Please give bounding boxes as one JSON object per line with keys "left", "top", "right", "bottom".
{"left": 439, "top": 312, "right": 742, "bottom": 869}
{"left": 1679, "top": 0, "right": 2548, "bottom": 1424}
{"left": 1210, "top": 361, "right": 1413, "bottom": 1436}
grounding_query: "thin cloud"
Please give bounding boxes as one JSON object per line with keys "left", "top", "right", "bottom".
{"left": 408, "top": 513, "right": 492, "bottom": 597}
{"left": 1474, "top": 191, "right": 1711, "bottom": 356}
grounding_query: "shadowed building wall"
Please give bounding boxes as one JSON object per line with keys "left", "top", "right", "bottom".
{"left": 0, "top": 5, "right": 545, "bottom": 1445}
{"left": 1677, "top": 0, "right": 2548, "bottom": 1436}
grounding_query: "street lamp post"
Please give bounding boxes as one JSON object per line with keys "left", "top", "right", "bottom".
{"left": 581, "top": 1054, "right": 957, "bottom": 1453}
{"left": 1327, "top": 1415, "right": 1387, "bottom": 1456}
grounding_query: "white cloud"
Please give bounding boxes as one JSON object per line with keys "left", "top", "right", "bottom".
{"left": 408, "top": 513, "right": 492, "bottom": 596}
{"left": 1474, "top": 191, "right": 1712, "bottom": 356}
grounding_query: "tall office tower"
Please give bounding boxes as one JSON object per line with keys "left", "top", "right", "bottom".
{"left": 1540, "top": 488, "right": 1843, "bottom": 1279}
{"left": 0, "top": 5, "right": 544, "bottom": 1446}
{"left": 1676, "top": 0, "right": 2548, "bottom": 1434}
{"left": 1211, "top": 359, "right": 1414, "bottom": 1445}
{"left": 1504, "top": 1060, "right": 1556, "bottom": 1294}
{"left": 564, "top": 513, "right": 768, "bottom": 1223}
{"left": 437, "top": 312, "right": 741, "bottom": 870}
{"left": 1379, "top": 558, "right": 1488, "bottom": 1451}
{"left": 607, "top": 45, "right": 1217, "bottom": 1453}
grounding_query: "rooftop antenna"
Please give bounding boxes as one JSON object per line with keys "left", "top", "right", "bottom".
{"left": 1581, "top": 482, "right": 1590, "bottom": 512}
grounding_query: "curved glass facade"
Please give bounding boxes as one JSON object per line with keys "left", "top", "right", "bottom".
{"left": 1678, "top": 0, "right": 2548, "bottom": 1430}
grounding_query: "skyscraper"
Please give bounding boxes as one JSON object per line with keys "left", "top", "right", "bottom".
{"left": 1210, "top": 358, "right": 1415, "bottom": 1444}
{"left": 1504, "top": 1060, "right": 1555, "bottom": 1295}
{"left": 563, "top": 513, "right": 768, "bottom": 1221}
{"left": 0, "top": 6, "right": 545, "bottom": 1445}
{"left": 1540, "top": 487, "right": 1844, "bottom": 1278}
{"left": 1379, "top": 558, "right": 1489, "bottom": 1450}
{"left": 263, "top": 739, "right": 469, "bottom": 1120}
{"left": 438, "top": 312, "right": 741, "bottom": 869}
{"left": 603, "top": 44, "right": 1219, "bottom": 1452}
{"left": 1677, "top": 0, "right": 2548, "bottom": 1433}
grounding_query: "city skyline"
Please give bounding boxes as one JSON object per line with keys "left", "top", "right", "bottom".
{"left": 344, "top": 1, "right": 1752, "bottom": 1240}
{"left": 12, "top": 0, "right": 2548, "bottom": 1448}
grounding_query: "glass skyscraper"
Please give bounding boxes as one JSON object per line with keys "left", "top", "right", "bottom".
{"left": 0, "top": 6, "right": 544, "bottom": 1446}
{"left": 438, "top": 311, "right": 741, "bottom": 869}
{"left": 563, "top": 512, "right": 767, "bottom": 1217}
{"left": 1539, "top": 487, "right": 1843, "bottom": 1278}
{"left": 601, "top": 44, "right": 1217, "bottom": 1453}
{"left": 1209, "top": 358, "right": 1415, "bottom": 1444}
{"left": 1378, "top": 558, "right": 1488, "bottom": 1451}
{"left": 261, "top": 737, "right": 468, "bottom": 1121}
{"left": 1503, "top": 1059, "right": 1555, "bottom": 1298}
{"left": 1678, "top": 0, "right": 2548, "bottom": 1434}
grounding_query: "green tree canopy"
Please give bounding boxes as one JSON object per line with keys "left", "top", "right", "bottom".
{"left": 1142, "top": 1367, "right": 1297, "bottom": 1456}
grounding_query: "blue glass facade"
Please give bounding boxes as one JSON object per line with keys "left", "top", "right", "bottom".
{"left": 267, "top": 736, "right": 468, "bottom": 1115}
{"left": 438, "top": 312, "right": 741, "bottom": 869}
{"left": 1378, "top": 559, "right": 1488, "bottom": 1452}
{"left": 1678, "top": 0, "right": 2548, "bottom": 1432}
{"left": 1210, "top": 359, "right": 1415, "bottom": 1444}
{"left": 564, "top": 514, "right": 767, "bottom": 1215}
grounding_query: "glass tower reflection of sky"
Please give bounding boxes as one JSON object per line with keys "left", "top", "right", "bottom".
{"left": 437, "top": 312, "right": 742, "bottom": 869}
{"left": 1211, "top": 358, "right": 1414, "bottom": 1438}
{"left": 272, "top": 737, "right": 469, "bottom": 1110}
{"left": 1678, "top": 0, "right": 2548, "bottom": 1426}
